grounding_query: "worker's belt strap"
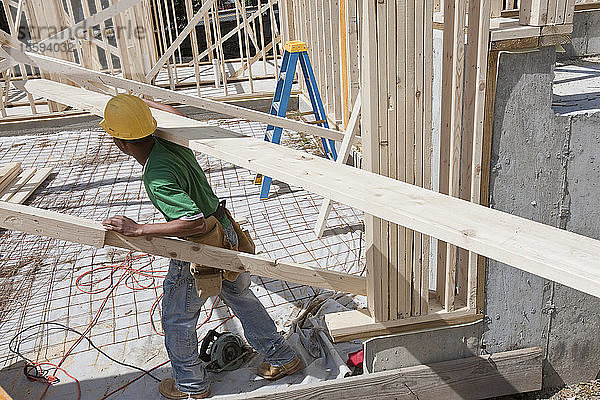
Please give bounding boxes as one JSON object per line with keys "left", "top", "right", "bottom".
{"left": 209, "top": 200, "right": 227, "bottom": 221}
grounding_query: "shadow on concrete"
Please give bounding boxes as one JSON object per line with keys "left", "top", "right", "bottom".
{"left": 321, "top": 222, "right": 364, "bottom": 238}
{"left": 0, "top": 351, "right": 311, "bottom": 399}
{"left": 552, "top": 91, "right": 600, "bottom": 114}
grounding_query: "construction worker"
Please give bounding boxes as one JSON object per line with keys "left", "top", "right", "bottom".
{"left": 99, "top": 94, "right": 302, "bottom": 399}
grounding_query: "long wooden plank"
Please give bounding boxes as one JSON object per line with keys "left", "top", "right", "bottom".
{"left": 325, "top": 307, "right": 481, "bottom": 342}
{"left": 0, "top": 166, "right": 22, "bottom": 194}
{"left": 0, "top": 168, "right": 36, "bottom": 201}
{"left": 361, "top": 0, "right": 384, "bottom": 321}
{"left": 22, "top": 81, "right": 600, "bottom": 301}
{"left": 8, "top": 167, "right": 52, "bottom": 204}
{"left": 445, "top": 0, "right": 467, "bottom": 312}
{"left": 0, "top": 44, "right": 349, "bottom": 144}
{"left": 0, "top": 162, "right": 20, "bottom": 185}
{"left": 468, "top": 0, "right": 492, "bottom": 310}
{"left": 0, "top": 201, "right": 367, "bottom": 294}
{"left": 213, "top": 348, "right": 543, "bottom": 399}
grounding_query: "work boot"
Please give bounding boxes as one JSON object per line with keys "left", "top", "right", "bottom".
{"left": 257, "top": 355, "right": 303, "bottom": 380}
{"left": 158, "top": 378, "right": 210, "bottom": 399}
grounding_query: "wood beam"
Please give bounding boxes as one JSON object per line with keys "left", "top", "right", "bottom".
{"left": 0, "top": 43, "right": 349, "bottom": 144}
{"left": 212, "top": 348, "right": 543, "bottom": 400}
{"left": 325, "top": 307, "right": 481, "bottom": 342}
{"left": 22, "top": 79, "right": 600, "bottom": 302}
{"left": 0, "top": 201, "right": 366, "bottom": 294}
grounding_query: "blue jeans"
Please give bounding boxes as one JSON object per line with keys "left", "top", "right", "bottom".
{"left": 161, "top": 226, "right": 297, "bottom": 394}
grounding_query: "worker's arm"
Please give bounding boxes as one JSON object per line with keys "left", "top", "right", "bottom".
{"left": 142, "top": 98, "right": 186, "bottom": 117}
{"left": 102, "top": 215, "right": 206, "bottom": 237}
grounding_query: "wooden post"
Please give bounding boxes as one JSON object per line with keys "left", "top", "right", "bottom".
{"left": 362, "top": 0, "right": 384, "bottom": 321}
{"left": 466, "top": 0, "right": 491, "bottom": 310}
{"left": 445, "top": 0, "right": 467, "bottom": 312}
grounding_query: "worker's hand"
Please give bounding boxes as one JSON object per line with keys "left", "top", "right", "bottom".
{"left": 102, "top": 215, "right": 143, "bottom": 236}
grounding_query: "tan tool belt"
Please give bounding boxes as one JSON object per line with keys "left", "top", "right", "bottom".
{"left": 186, "top": 203, "right": 256, "bottom": 298}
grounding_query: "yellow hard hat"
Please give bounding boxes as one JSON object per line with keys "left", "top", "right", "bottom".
{"left": 99, "top": 94, "right": 157, "bottom": 140}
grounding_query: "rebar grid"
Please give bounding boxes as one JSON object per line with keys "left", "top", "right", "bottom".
{"left": 0, "top": 119, "right": 365, "bottom": 388}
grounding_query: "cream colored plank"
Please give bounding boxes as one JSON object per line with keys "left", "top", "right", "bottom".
{"left": 0, "top": 165, "right": 22, "bottom": 193}
{"left": 0, "top": 201, "right": 366, "bottom": 294}
{"left": 325, "top": 307, "right": 480, "bottom": 342}
{"left": 0, "top": 168, "right": 36, "bottom": 201}
{"left": 468, "top": 0, "right": 492, "bottom": 310}
{"left": 8, "top": 167, "right": 52, "bottom": 204}
{"left": 0, "top": 52, "right": 351, "bottom": 143}
{"left": 0, "top": 162, "right": 20, "bottom": 183}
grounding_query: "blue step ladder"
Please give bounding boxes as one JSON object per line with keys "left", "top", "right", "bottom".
{"left": 255, "top": 40, "right": 338, "bottom": 200}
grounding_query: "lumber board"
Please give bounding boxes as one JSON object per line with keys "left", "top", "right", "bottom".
{"left": 361, "top": 0, "right": 384, "bottom": 321}
{"left": 213, "top": 348, "right": 542, "bottom": 399}
{"left": 0, "top": 41, "right": 349, "bottom": 145}
{"left": 0, "top": 385, "right": 13, "bottom": 400}
{"left": 468, "top": 0, "right": 492, "bottom": 310}
{"left": 0, "top": 167, "right": 36, "bottom": 201}
{"left": 0, "top": 166, "right": 22, "bottom": 194}
{"left": 0, "top": 162, "right": 21, "bottom": 185}
{"left": 0, "top": 201, "right": 106, "bottom": 247}
{"left": 325, "top": 307, "right": 481, "bottom": 342}
{"left": 0, "top": 201, "right": 367, "bottom": 294}
{"left": 8, "top": 167, "right": 52, "bottom": 204}
{"left": 21, "top": 81, "right": 600, "bottom": 301}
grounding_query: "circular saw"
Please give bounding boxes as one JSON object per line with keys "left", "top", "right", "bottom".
{"left": 199, "top": 329, "right": 251, "bottom": 372}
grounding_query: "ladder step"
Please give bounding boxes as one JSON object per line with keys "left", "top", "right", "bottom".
{"left": 271, "top": 102, "right": 280, "bottom": 114}
{"left": 307, "top": 119, "right": 327, "bottom": 125}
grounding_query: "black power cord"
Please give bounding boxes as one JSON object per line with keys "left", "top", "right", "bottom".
{"left": 9, "top": 322, "right": 162, "bottom": 384}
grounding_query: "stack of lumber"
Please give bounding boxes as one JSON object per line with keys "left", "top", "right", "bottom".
{"left": 0, "top": 162, "right": 52, "bottom": 204}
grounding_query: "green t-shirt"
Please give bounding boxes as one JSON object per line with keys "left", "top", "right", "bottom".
{"left": 142, "top": 137, "right": 229, "bottom": 226}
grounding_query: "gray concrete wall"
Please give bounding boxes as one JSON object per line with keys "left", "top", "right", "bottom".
{"left": 484, "top": 47, "right": 600, "bottom": 388}
{"left": 558, "top": 9, "right": 600, "bottom": 59}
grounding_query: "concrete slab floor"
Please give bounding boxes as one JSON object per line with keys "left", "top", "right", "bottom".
{"left": 0, "top": 119, "right": 366, "bottom": 399}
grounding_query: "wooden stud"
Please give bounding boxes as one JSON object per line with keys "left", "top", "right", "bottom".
{"left": 213, "top": 3, "right": 228, "bottom": 96}
{"left": 385, "top": 0, "right": 398, "bottom": 321}
{"left": 239, "top": 0, "right": 255, "bottom": 93}
{"left": 445, "top": 0, "right": 467, "bottom": 312}
{"left": 467, "top": 0, "right": 492, "bottom": 311}
{"left": 361, "top": 0, "right": 384, "bottom": 322}
{"left": 413, "top": 0, "right": 425, "bottom": 317}
{"left": 313, "top": 94, "right": 360, "bottom": 238}
{"left": 421, "top": 0, "right": 434, "bottom": 315}
{"left": 395, "top": 0, "right": 408, "bottom": 319}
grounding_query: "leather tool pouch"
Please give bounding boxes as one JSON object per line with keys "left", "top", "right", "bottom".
{"left": 187, "top": 216, "right": 227, "bottom": 298}
{"left": 186, "top": 202, "right": 258, "bottom": 297}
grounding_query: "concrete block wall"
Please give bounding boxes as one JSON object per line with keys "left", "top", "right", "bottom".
{"left": 484, "top": 47, "right": 600, "bottom": 388}
{"left": 559, "top": 9, "right": 600, "bottom": 59}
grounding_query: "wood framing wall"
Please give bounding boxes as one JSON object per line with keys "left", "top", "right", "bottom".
{"left": 282, "top": 0, "right": 360, "bottom": 130}
{"left": 0, "top": 0, "right": 285, "bottom": 120}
